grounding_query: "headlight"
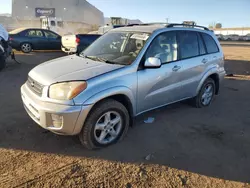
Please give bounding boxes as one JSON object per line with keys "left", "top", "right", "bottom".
{"left": 49, "top": 81, "right": 87, "bottom": 100}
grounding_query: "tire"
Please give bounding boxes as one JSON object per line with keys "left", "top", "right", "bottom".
{"left": 20, "top": 43, "right": 32, "bottom": 53}
{"left": 191, "top": 78, "right": 215, "bottom": 108}
{"left": 0, "top": 55, "right": 6, "bottom": 71}
{"left": 79, "top": 99, "right": 130, "bottom": 150}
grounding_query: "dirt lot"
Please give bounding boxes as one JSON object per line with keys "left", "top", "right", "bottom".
{"left": 0, "top": 46, "right": 250, "bottom": 188}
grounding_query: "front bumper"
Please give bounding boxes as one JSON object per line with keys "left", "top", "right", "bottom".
{"left": 21, "top": 84, "right": 92, "bottom": 135}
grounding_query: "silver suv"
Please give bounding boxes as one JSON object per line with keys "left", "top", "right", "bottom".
{"left": 21, "top": 24, "right": 225, "bottom": 149}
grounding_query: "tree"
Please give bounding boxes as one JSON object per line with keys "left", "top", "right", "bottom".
{"left": 208, "top": 24, "right": 214, "bottom": 29}
{"left": 208, "top": 22, "right": 216, "bottom": 29}
{"left": 215, "top": 23, "right": 222, "bottom": 28}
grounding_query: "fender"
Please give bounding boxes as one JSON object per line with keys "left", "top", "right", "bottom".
{"left": 82, "top": 86, "right": 136, "bottom": 116}
{"left": 196, "top": 67, "right": 219, "bottom": 95}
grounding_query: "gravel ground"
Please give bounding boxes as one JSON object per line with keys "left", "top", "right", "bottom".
{"left": 0, "top": 47, "right": 250, "bottom": 188}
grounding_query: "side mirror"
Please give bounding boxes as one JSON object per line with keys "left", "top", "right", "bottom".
{"left": 144, "top": 57, "right": 162, "bottom": 68}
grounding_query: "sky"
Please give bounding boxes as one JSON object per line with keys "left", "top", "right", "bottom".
{"left": 0, "top": 0, "right": 249, "bottom": 28}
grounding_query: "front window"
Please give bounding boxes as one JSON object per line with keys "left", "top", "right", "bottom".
{"left": 81, "top": 32, "right": 150, "bottom": 65}
{"left": 44, "top": 30, "right": 58, "bottom": 38}
{"left": 145, "top": 31, "right": 177, "bottom": 63}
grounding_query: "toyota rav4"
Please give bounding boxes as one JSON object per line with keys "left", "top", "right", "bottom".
{"left": 21, "top": 23, "right": 226, "bottom": 149}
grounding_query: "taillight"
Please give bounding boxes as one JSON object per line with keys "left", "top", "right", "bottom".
{"left": 76, "top": 37, "right": 80, "bottom": 45}
{"left": 9, "top": 37, "right": 13, "bottom": 41}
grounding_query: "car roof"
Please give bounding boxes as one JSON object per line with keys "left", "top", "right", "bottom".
{"left": 110, "top": 24, "right": 213, "bottom": 35}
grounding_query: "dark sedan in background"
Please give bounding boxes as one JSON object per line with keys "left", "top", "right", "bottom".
{"left": 9, "top": 28, "right": 61, "bottom": 53}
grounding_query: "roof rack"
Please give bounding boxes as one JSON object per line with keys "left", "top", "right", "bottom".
{"left": 166, "top": 23, "right": 210, "bottom": 31}
{"left": 126, "top": 22, "right": 168, "bottom": 27}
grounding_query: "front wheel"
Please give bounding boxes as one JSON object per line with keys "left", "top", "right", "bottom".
{"left": 191, "top": 78, "right": 215, "bottom": 108}
{"left": 79, "top": 99, "right": 130, "bottom": 150}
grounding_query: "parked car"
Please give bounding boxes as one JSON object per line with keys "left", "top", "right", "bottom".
{"left": 241, "top": 33, "right": 250, "bottom": 41}
{"left": 215, "top": 34, "right": 224, "bottom": 41}
{"left": 224, "top": 34, "right": 240, "bottom": 41}
{"left": 21, "top": 24, "right": 225, "bottom": 149}
{"left": 61, "top": 34, "right": 101, "bottom": 54}
{"left": 9, "top": 28, "right": 61, "bottom": 53}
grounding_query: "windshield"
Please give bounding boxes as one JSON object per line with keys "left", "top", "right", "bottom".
{"left": 81, "top": 31, "right": 150, "bottom": 65}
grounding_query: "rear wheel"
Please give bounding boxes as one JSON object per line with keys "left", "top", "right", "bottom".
{"left": 21, "top": 43, "right": 32, "bottom": 53}
{"left": 0, "top": 55, "right": 6, "bottom": 71}
{"left": 79, "top": 99, "right": 130, "bottom": 150}
{"left": 191, "top": 78, "right": 215, "bottom": 108}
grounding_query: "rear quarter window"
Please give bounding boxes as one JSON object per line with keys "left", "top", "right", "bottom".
{"left": 19, "top": 30, "right": 28, "bottom": 37}
{"left": 201, "top": 33, "right": 219, "bottom": 54}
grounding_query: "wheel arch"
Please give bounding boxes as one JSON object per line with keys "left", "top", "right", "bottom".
{"left": 82, "top": 87, "right": 136, "bottom": 126}
{"left": 196, "top": 69, "right": 220, "bottom": 95}
{"left": 208, "top": 73, "right": 220, "bottom": 95}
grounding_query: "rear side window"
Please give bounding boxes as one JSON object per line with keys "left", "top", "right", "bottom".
{"left": 178, "top": 31, "right": 199, "bottom": 59}
{"left": 197, "top": 33, "right": 206, "bottom": 55}
{"left": 201, "top": 33, "right": 219, "bottom": 54}
{"left": 19, "top": 30, "right": 27, "bottom": 37}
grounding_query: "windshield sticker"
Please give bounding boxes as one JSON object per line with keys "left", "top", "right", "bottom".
{"left": 130, "top": 33, "right": 149, "bottom": 40}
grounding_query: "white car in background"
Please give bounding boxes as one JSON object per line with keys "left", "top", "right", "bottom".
{"left": 215, "top": 34, "right": 224, "bottom": 40}
{"left": 241, "top": 33, "right": 250, "bottom": 41}
{"left": 224, "top": 34, "right": 240, "bottom": 41}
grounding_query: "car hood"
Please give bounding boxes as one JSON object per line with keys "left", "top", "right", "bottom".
{"left": 29, "top": 55, "right": 124, "bottom": 85}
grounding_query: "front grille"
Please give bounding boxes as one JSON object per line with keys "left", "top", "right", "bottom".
{"left": 26, "top": 76, "right": 44, "bottom": 97}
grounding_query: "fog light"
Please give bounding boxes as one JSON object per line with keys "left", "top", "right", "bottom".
{"left": 51, "top": 114, "right": 63, "bottom": 128}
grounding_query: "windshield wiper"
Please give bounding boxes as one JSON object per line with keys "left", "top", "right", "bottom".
{"left": 81, "top": 55, "right": 118, "bottom": 64}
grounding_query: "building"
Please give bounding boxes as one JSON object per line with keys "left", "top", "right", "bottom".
{"left": 213, "top": 28, "right": 250, "bottom": 36}
{"left": 10, "top": 0, "right": 104, "bottom": 32}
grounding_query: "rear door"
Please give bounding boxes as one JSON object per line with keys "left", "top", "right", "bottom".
{"left": 43, "top": 30, "right": 61, "bottom": 50}
{"left": 179, "top": 31, "right": 219, "bottom": 98}
{"left": 177, "top": 30, "right": 208, "bottom": 98}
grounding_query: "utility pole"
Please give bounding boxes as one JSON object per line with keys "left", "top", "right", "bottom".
{"left": 166, "top": 18, "right": 169, "bottom": 24}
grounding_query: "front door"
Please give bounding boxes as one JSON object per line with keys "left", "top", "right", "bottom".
{"left": 137, "top": 31, "right": 184, "bottom": 114}
{"left": 43, "top": 30, "right": 61, "bottom": 50}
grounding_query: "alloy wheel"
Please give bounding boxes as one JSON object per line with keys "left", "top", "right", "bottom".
{"left": 201, "top": 84, "right": 214, "bottom": 106}
{"left": 94, "top": 111, "right": 122, "bottom": 144}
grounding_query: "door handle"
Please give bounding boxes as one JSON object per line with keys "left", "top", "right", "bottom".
{"left": 202, "top": 58, "right": 208, "bottom": 64}
{"left": 172, "top": 65, "right": 181, "bottom": 72}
